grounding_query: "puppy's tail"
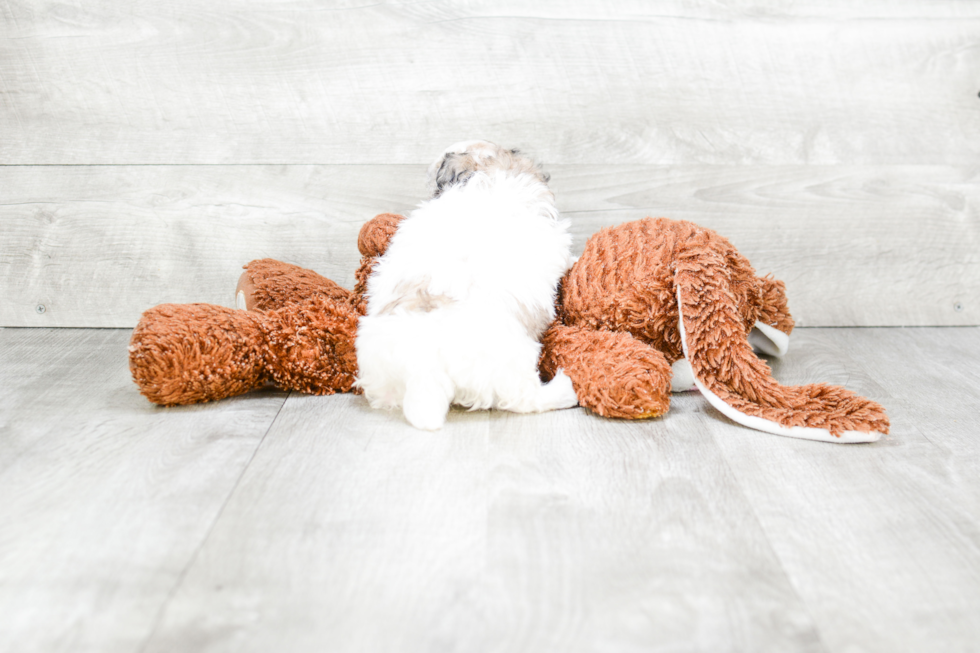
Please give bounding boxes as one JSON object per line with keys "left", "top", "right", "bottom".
{"left": 674, "top": 243, "right": 889, "bottom": 443}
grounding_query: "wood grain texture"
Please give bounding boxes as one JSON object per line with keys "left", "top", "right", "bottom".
{"left": 140, "top": 395, "right": 822, "bottom": 653}
{"left": 2, "top": 164, "right": 976, "bottom": 327}
{"left": 477, "top": 406, "right": 823, "bottom": 652}
{"left": 712, "top": 327, "right": 980, "bottom": 653}
{"left": 3, "top": 327, "right": 980, "bottom": 651}
{"left": 0, "top": 328, "right": 287, "bottom": 653}
{"left": 141, "top": 394, "right": 495, "bottom": 653}
{"left": 557, "top": 165, "right": 980, "bottom": 328}
{"left": 1, "top": 1, "right": 978, "bottom": 165}
{"left": 0, "top": 165, "right": 422, "bottom": 327}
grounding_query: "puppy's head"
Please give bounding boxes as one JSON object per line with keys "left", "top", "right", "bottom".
{"left": 426, "top": 140, "right": 550, "bottom": 198}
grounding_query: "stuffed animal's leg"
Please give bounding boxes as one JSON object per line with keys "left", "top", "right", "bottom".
{"left": 236, "top": 259, "right": 353, "bottom": 312}
{"left": 130, "top": 295, "right": 361, "bottom": 405}
{"left": 674, "top": 247, "right": 890, "bottom": 443}
{"left": 539, "top": 324, "right": 672, "bottom": 419}
{"left": 255, "top": 295, "right": 360, "bottom": 396}
{"left": 755, "top": 274, "right": 795, "bottom": 336}
{"left": 129, "top": 304, "right": 270, "bottom": 405}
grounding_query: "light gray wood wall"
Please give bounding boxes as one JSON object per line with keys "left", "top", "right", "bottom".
{"left": 2, "top": 1, "right": 978, "bottom": 327}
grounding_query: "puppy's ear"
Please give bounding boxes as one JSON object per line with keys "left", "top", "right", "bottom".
{"left": 432, "top": 152, "right": 475, "bottom": 197}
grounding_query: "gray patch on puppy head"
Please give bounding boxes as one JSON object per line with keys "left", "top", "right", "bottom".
{"left": 427, "top": 141, "right": 553, "bottom": 198}
{"left": 432, "top": 152, "right": 476, "bottom": 198}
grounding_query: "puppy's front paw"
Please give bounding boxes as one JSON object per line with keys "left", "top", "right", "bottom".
{"left": 544, "top": 369, "right": 579, "bottom": 410}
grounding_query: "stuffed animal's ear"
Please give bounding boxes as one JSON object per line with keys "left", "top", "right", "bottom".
{"left": 358, "top": 213, "right": 405, "bottom": 258}
{"left": 674, "top": 250, "right": 888, "bottom": 443}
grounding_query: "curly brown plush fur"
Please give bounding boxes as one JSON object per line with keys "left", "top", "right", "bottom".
{"left": 127, "top": 214, "right": 402, "bottom": 406}
{"left": 539, "top": 325, "right": 671, "bottom": 419}
{"left": 542, "top": 217, "right": 889, "bottom": 439}
{"left": 129, "top": 287, "right": 361, "bottom": 406}
{"left": 129, "top": 213, "right": 889, "bottom": 441}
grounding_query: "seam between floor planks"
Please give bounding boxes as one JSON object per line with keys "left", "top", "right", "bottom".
{"left": 705, "top": 418, "right": 835, "bottom": 652}
{"left": 136, "top": 393, "right": 293, "bottom": 653}
{"left": 4, "top": 326, "right": 979, "bottom": 652}
{"left": 2, "top": 164, "right": 978, "bottom": 328}
{"left": 0, "top": 328, "right": 293, "bottom": 653}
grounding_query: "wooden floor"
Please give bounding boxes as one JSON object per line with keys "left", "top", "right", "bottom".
{"left": 3, "top": 2, "right": 977, "bottom": 650}
{"left": 2, "top": 326, "right": 978, "bottom": 653}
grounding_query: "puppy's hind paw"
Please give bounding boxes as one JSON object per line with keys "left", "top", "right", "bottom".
{"left": 543, "top": 369, "right": 579, "bottom": 410}
{"left": 402, "top": 380, "right": 452, "bottom": 431}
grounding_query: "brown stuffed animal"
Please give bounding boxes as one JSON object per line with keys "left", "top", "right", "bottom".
{"left": 539, "top": 217, "right": 889, "bottom": 443}
{"left": 128, "top": 213, "right": 403, "bottom": 405}
{"left": 130, "top": 214, "right": 888, "bottom": 443}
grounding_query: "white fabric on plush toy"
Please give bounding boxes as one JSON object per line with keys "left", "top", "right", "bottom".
{"left": 677, "top": 289, "right": 883, "bottom": 444}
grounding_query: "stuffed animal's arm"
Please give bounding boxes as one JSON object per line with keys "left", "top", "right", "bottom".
{"left": 358, "top": 213, "right": 405, "bottom": 257}
{"left": 235, "top": 214, "right": 407, "bottom": 312}
{"left": 539, "top": 323, "right": 672, "bottom": 419}
{"left": 353, "top": 213, "right": 406, "bottom": 298}
{"left": 236, "top": 259, "right": 351, "bottom": 312}
{"left": 130, "top": 304, "right": 272, "bottom": 405}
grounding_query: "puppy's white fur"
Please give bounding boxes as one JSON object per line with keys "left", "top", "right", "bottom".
{"left": 356, "top": 141, "right": 578, "bottom": 430}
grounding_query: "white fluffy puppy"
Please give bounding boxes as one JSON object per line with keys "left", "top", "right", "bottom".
{"left": 355, "top": 141, "right": 578, "bottom": 430}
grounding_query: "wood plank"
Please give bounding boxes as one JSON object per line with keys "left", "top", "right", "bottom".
{"left": 828, "top": 327, "right": 980, "bottom": 510}
{"left": 0, "top": 328, "right": 287, "bottom": 653}
{"left": 916, "top": 327, "right": 980, "bottom": 404}
{"left": 1, "top": 1, "right": 978, "bottom": 165}
{"left": 0, "top": 165, "right": 422, "bottom": 327}
{"left": 3, "top": 326, "right": 979, "bottom": 651}
{"left": 140, "top": 394, "right": 495, "bottom": 653}
{"left": 557, "top": 165, "right": 980, "bottom": 328}
{"left": 2, "top": 164, "right": 976, "bottom": 327}
{"left": 139, "top": 392, "right": 823, "bottom": 652}
{"left": 711, "top": 328, "right": 980, "bottom": 653}
{"left": 477, "top": 406, "right": 824, "bottom": 652}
